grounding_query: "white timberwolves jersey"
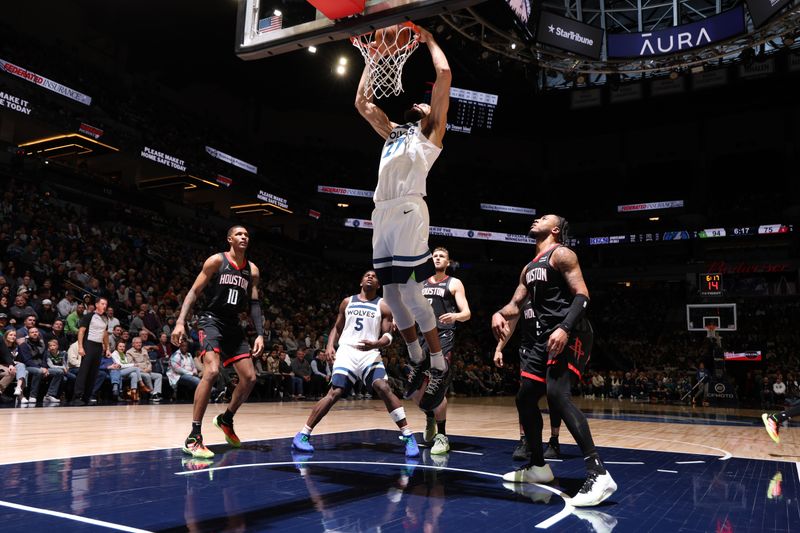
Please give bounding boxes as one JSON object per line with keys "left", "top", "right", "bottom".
{"left": 338, "top": 295, "right": 383, "bottom": 348}
{"left": 373, "top": 121, "right": 442, "bottom": 202}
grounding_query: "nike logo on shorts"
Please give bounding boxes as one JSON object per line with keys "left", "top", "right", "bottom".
{"left": 403, "top": 209, "right": 413, "bottom": 214}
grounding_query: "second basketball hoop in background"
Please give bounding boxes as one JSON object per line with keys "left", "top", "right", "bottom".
{"left": 352, "top": 22, "right": 419, "bottom": 99}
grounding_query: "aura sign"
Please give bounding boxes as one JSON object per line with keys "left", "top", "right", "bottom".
{"left": 607, "top": 6, "right": 745, "bottom": 58}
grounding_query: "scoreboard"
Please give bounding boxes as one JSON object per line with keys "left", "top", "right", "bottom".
{"left": 700, "top": 273, "right": 723, "bottom": 296}
{"left": 447, "top": 87, "right": 498, "bottom": 134}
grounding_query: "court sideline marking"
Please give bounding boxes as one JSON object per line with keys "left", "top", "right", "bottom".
{"left": 0, "top": 499, "right": 151, "bottom": 532}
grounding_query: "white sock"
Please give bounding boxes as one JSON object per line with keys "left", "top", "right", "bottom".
{"left": 406, "top": 341, "right": 423, "bottom": 363}
{"left": 301, "top": 425, "right": 313, "bottom": 435}
{"left": 401, "top": 426, "right": 413, "bottom": 437}
{"left": 429, "top": 351, "right": 445, "bottom": 370}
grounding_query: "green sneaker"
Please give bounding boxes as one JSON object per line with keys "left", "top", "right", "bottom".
{"left": 431, "top": 433, "right": 450, "bottom": 455}
{"left": 183, "top": 435, "right": 215, "bottom": 459}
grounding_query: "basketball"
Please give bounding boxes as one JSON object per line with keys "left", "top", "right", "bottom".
{"left": 370, "top": 23, "right": 413, "bottom": 57}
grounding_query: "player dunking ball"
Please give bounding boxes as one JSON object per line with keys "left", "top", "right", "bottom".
{"left": 763, "top": 405, "right": 800, "bottom": 443}
{"left": 292, "top": 271, "right": 420, "bottom": 458}
{"left": 410, "top": 247, "right": 470, "bottom": 455}
{"left": 172, "top": 225, "right": 264, "bottom": 459}
{"left": 354, "top": 26, "right": 452, "bottom": 399}
{"left": 492, "top": 214, "right": 616, "bottom": 507}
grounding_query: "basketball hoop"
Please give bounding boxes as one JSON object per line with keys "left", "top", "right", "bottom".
{"left": 705, "top": 324, "right": 718, "bottom": 339}
{"left": 351, "top": 22, "right": 420, "bottom": 99}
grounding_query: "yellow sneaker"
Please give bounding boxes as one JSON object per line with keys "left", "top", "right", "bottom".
{"left": 762, "top": 413, "right": 780, "bottom": 444}
{"left": 183, "top": 435, "right": 215, "bottom": 459}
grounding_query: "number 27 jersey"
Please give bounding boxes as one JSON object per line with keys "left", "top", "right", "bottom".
{"left": 338, "top": 295, "right": 383, "bottom": 348}
{"left": 204, "top": 252, "right": 251, "bottom": 318}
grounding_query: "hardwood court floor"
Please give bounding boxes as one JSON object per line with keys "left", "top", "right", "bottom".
{"left": 2, "top": 396, "right": 795, "bottom": 465}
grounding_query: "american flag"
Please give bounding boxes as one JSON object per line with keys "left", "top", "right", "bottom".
{"left": 258, "top": 13, "right": 283, "bottom": 33}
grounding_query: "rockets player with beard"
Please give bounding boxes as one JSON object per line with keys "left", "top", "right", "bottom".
{"left": 172, "top": 225, "right": 265, "bottom": 459}
{"left": 292, "top": 270, "right": 420, "bottom": 458}
{"left": 410, "top": 247, "right": 470, "bottom": 455}
{"left": 492, "top": 215, "right": 616, "bottom": 507}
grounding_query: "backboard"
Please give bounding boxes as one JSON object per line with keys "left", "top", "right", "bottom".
{"left": 235, "top": 0, "right": 485, "bottom": 59}
{"left": 686, "top": 303, "right": 737, "bottom": 332}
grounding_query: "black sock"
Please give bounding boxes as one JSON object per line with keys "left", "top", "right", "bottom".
{"left": 222, "top": 409, "right": 234, "bottom": 425}
{"left": 437, "top": 419, "right": 446, "bottom": 436}
{"left": 585, "top": 453, "right": 606, "bottom": 475}
{"left": 549, "top": 436, "right": 559, "bottom": 445}
{"left": 190, "top": 421, "right": 202, "bottom": 437}
{"left": 776, "top": 411, "right": 790, "bottom": 423}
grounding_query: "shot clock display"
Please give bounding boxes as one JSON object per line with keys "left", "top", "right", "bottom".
{"left": 700, "top": 273, "right": 723, "bottom": 296}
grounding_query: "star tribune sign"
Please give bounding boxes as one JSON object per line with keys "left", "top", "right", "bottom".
{"left": 536, "top": 12, "right": 603, "bottom": 59}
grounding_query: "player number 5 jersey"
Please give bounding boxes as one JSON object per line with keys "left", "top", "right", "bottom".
{"left": 338, "top": 296, "right": 383, "bottom": 348}
{"left": 374, "top": 121, "right": 442, "bottom": 202}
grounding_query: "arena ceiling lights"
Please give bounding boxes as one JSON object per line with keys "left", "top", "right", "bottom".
{"left": 18, "top": 133, "right": 119, "bottom": 159}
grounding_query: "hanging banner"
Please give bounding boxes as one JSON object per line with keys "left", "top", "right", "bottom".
{"left": 205, "top": 146, "right": 257, "bottom": 174}
{"left": 607, "top": 6, "right": 745, "bottom": 58}
{"left": 0, "top": 58, "right": 92, "bottom": 105}
{"left": 0, "top": 91, "right": 32, "bottom": 115}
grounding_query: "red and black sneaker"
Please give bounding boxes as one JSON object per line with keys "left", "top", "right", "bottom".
{"left": 214, "top": 414, "right": 242, "bottom": 447}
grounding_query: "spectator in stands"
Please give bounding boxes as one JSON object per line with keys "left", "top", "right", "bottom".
{"left": 65, "top": 302, "right": 85, "bottom": 339}
{"left": 309, "top": 348, "right": 330, "bottom": 399}
{"left": 9, "top": 294, "right": 36, "bottom": 324}
{"left": 127, "top": 336, "right": 161, "bottom": 402}
{"left": 773, "top": 375, "right": 787, "bottom": 407}
{"left": 278, "top": 346, "right": 295, "bottom": 399}
{"left": 592, "top": 372, "right": 605, "bottom": 399}
{"left": 168, "top": 340, "right": 200, "bottom": 398}
{"left": 110, "top": 341, "right": 144, "bottom": 402}
{"left": 0, "top": 329, "right": 19, "bottom": 402}
{"left": 106, "top": 307, "right": 121, "bottom": 333}
{"left": 128, "top": 308, "right": 145, "bottom": 337}
{"left": 15, "top": 315, "right": 37, "bottom": 344}
{"left": 760, "top": 377, "right": 773, "bottom": 408}
{"left": 18, "top": 327, "right": 61, "bottom": 404}
{"left": 109, "top": 325, "right": 124, "bottom": 348}
{"left": 57, "top": 291, "right": 77, "bottom": 319}
{"left": 0, "top": 297, "right": 9, "bottom": 317}
{"left": 141, "top": 304, "right": 161, "bottom": 339}
{"left": 290, "top": 346, "right": 311, "bottom": 399}
{"left": 45, "top": 338, "right": 71, "bottom": 394}
{"left": 37, "top": 299, "right": 57, "bottom": 334}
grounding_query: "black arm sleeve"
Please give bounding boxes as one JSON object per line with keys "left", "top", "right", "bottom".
{"left": 558, "top": 294, "right": 589, "bottom": 333}
{"left": 250, "top": 300, "right": 264, "bottom": 336}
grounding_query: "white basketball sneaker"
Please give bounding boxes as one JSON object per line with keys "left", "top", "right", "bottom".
{"left": 570, "top": 470, "right": 617, "bottom": 507}
{"left": 502, "top": 463, "right": 554, "bottom": 484}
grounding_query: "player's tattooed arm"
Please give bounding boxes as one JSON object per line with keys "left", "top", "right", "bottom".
{"left": 552, "top": 247, "right": 589, "bottom": 299}
{"left": 355, "top": 65, "right": 397, "bottom": 139}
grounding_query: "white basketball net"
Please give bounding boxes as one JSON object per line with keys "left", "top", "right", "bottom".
{"left": 351, "top": 24, "right": 419, "bottom": 99}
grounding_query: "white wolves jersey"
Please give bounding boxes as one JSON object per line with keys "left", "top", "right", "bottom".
{"left": 374, "top": 121, "right": 442, "bottom": 202}
{"left": 338, "top": 295, "right": 383, "bottom": 348}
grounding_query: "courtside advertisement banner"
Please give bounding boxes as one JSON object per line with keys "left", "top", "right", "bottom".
{"left": 317, "top": 185, "right": 373, "bottom": 198}
{"left": 536, "top": 12, "right": 603, "bottom": 59}
{"left": 0, "top": 58, "right": 92, "bottom": 105}
{"left": 723, "top": 351, "right": 762, "bottom": 361}
{"left": 344, "top": 218, "right": 534, "bottom": 245}
{"left": 607, "top": 6, "right": 745, "bottom": 58}
{"left": 617, "top": 200, "right": 684, "bottom": 212}
{"left": 745, "top": 0, "right": 792, "bottom": 27}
